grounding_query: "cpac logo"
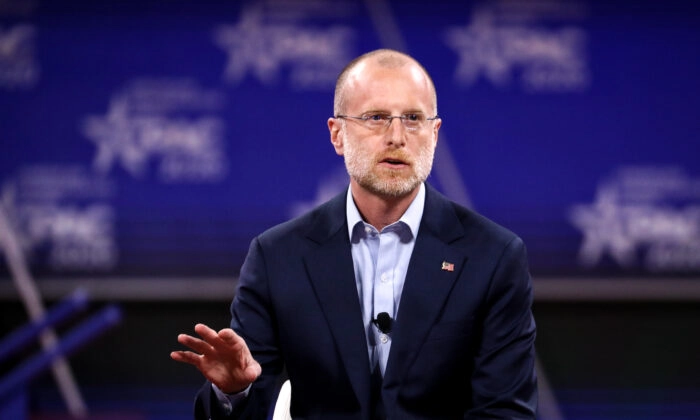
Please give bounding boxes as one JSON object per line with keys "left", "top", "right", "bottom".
{"left": 82, "top": 99, "right": 227, "bottom": 182}
{"left": 1, "top": 199, "right": 117, "bottom": 271}
{"left": 444, "top": 10, "right": 589, "bottom": 92}
{"left": 1, "top": 169, "right": 117, "bottom": 270}
{"left": 569, "top": 167, "right": 700, "bottom": 272}
{"left": 213, "top": 7, "right": 354, "bottom": 89}
{"left": 0, "top": 24, "right": 39, "bottom": 89}
{"left": 21, "top": 204, "right": 117, "bottom": 270}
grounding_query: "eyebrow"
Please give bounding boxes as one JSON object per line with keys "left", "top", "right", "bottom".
{"left": 361, "top": 109, "right": 426, "bottom": 114}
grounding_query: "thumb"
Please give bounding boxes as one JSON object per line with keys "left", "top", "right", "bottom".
{"left": 244, "top": 359, "right": 262, "bottom": 382}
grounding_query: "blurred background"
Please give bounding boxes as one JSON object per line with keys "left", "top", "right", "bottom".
{"left": 1, "top": 0, "right": 699, "bottom": 419}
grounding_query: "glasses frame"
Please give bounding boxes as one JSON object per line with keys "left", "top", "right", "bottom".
{"left": 334, "top": 113, "right": 440, "bottom": 132}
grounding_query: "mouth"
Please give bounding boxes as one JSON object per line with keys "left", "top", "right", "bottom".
{"left": 380, "top": 157, "right": 409, "bottom": 168}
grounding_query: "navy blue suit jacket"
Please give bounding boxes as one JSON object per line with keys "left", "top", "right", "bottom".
{"left": 195, "top": 184, "right": 537, "bottom": 419}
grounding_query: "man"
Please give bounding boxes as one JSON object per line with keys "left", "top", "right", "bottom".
{"left": 171, "top": 49, "right": 537, "bottom": 419}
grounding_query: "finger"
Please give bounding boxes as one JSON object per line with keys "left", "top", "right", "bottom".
{"left": 213, "top": 328, "right": 248, "bottom": 355}
{"left": 170, "top": 350, "right": 202, "bottom": 366}
{"left": 218, "top": 328, "right": 240, "bottom": 344}
{"left": 194, "top": 323, "right": 225, "bottom": 346}
{"left": 178, "top": 333, "right": 214, "bottom": 355}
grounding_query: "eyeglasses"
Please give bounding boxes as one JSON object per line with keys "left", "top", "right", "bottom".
{"left": 335, "top": 112, "right": 439, "bottom": 132}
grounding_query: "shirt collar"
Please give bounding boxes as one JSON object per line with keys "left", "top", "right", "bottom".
{"left": 346, "top": 183, "right": 425, "bottom": 241}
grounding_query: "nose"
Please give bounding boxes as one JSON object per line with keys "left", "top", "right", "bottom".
{"left": 386, "top": 117, "right": 406, "bottom": 147}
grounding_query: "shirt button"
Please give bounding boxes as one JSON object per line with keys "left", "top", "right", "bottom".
{"left": 380, "top": 273, "right": 389, "bottom": 282}
{"left": 380, "top": 334, "right": 389, "bottom": 344}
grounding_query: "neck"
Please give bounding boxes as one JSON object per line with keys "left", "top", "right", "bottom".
{"left": 350, "top": 181, "right": 420, "bottom": 231}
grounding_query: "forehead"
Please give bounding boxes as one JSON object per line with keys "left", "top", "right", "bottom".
{"left": 343, "top": 60, "right": 434, "bottom": 112}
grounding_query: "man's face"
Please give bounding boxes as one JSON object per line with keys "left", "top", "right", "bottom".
{"left": 330, "top": 61, "right": 441, "bottom": 199}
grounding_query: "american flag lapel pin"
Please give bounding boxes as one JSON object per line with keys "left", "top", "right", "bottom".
{"left": 441, "top": 261, "right": 454, "bottom": 272}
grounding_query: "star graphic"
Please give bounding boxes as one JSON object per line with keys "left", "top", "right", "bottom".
{"left": 82, "top": 99, "right": 148, "bottom": 177}
{"left": 569, "top": 187, "right": 637, "bottom": 268}
{"left": 444, "top": 11, "right": 514, "bottom": 88}
{"left": 213, "top": 7, "right": 286, "bottom": 85}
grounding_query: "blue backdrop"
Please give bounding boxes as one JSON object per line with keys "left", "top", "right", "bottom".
{"left": 2, "top": 0, "right": 699, "bottom": 280}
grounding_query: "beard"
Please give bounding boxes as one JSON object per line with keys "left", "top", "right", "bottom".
{"left": 343, "top": 132, "right": 435, "bottom": 198}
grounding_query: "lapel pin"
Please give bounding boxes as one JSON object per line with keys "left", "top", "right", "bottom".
{"left": 441, "top": 261, "right": 454, "bottom": 272}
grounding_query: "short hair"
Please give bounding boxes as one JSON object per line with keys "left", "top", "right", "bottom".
{"left": 333, "top": 49, "right": 438, "bottom": 116}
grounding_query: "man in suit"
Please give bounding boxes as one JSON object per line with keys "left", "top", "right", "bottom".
{"left": 171, "top": 49, "right": 537, "bottom": 419}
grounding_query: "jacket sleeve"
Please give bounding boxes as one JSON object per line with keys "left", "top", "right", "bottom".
{"left": 193, "top": 236, "right": 285, "bottom": 419}
{"left": 466, "top": 236, "right": 538, "bottom": 419}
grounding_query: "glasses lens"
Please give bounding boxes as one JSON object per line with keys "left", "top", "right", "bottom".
{"left": 402, "top": 114, "right": 425, "bottom": 130}
{"left": 362, "top": 113, "right": 390, "bottom": 130}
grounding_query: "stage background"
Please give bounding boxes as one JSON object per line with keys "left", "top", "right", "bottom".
{"left": 1, "top": 0, "right": 699, "bottom": 419}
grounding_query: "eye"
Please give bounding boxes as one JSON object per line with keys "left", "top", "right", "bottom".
{"left": 404, "top": 114, "right": 422, "bottom": 122}
{"left": 363, "top": 112, "right": 388, "bottom": 121}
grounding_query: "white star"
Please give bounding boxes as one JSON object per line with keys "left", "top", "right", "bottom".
{"left": 570, "top": 187, "right": 637, "bottom": 267}
{"left": 214, "top": 7, "right": 285, "bottom": 85}
{"left": 444, "top": 11, "right": 514, "bottom": 88}
{"left": 82, "top": 99, "right": 148, "bottom": 177}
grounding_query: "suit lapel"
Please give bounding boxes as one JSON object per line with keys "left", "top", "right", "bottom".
{"left": 383, "top": 186, "right": 468, "bottom": 396}
{"left": 302, "top": 193, "right": 372, "bottom": 413}
{"left": 299, "top": 185, "right": 469, "bottom": 416}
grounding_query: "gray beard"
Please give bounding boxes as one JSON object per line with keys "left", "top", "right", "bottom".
{"left": 343, "top": 141, "right": 434, "bottom": 198}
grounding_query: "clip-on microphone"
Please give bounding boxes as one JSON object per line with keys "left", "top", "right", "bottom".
{"left": 372, "top": 312, "right": 393, "bottom": 334}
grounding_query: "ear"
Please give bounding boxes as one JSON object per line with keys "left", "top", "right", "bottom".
{"left": 432, "top": 117, "right": 442, "bottom": 146}
{"left": 328, "top": 117, "right": 344, "bottom": 156}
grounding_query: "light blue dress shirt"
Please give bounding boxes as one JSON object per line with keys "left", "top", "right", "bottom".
{"left": 346, "top": 183, "right": 425, "bottom": 375}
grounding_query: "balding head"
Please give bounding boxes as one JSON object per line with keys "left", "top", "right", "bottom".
{"left": 333, "top": 49, "right": 438, "bottom": 116}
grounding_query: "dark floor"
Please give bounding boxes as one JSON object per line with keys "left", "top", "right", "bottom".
{"left": 2, "top": 300, "right": 699, "bottom": 419}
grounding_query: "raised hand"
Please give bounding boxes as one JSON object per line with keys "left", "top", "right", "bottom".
{"left": 171, "top": 323, "right": 261, "bottom": 394}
